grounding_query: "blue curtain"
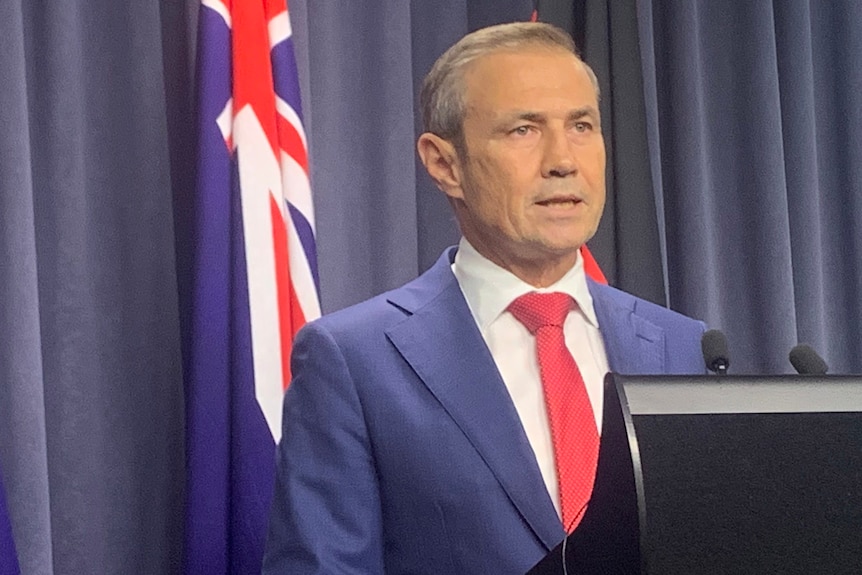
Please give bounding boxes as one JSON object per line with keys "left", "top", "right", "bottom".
{"left": 0, "top": 0, "right": 189, "bottom": 572}
{"left": 638, "top": 0, "right": 862, "bottom": 373}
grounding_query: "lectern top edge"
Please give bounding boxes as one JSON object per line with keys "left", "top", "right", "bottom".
{"left": 610, "top": 374, "right": 862, "bottom": 415}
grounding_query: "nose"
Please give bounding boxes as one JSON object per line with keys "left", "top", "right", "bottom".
{"left": 541, "top": 127, "right": 577, "bottom": 178}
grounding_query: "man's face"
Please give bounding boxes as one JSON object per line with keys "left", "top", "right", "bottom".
{"left": 451, "top": 47, "right": 606, "bottom": 282}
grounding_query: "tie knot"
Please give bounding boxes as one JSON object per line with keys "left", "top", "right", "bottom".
{"left": 508, "top": 292, "right": 573, "bottom": 334}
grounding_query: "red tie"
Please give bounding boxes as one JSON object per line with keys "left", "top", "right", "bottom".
{"left": 508, "top": 292, "right": 600, "bottom": 532}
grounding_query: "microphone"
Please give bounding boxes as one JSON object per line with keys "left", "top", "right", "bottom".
{"left": 701, "top": 329, "right": 730, "bottom": 375}
{"left": 789, "top": 344, "right": 828, "bottom": 375}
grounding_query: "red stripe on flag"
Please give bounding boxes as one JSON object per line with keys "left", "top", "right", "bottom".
{"left": 284, "top": 278, "right": 307, "bottom": 385}
{"left": 233, "top": 0, "right": 280, "bottom": 159}
{"left": 269, "top": 193, "right": 295, "bottom": 389}
{"left": 263, "top": 0, "right": 286, "bottom": 20}
{"left": 580, "top": 245, "right": 607, "bottom": 284}
{"left": 276, "top": 115, "right": 309, "bottom": 174}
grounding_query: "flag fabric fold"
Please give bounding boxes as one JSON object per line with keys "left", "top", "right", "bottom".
{"left": 183, "top": 0, "right": 319, "bottom": 572}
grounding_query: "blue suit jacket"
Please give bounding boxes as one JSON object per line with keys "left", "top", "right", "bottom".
{"left": 264, "top": 248, "right": 706, "bottom": 574}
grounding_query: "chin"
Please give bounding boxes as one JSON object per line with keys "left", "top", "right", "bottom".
{"left": 528, "top": 244, "right": 583, "bottom": 263}
{"left": 539, "top": 236, "right": 591, "bottom": 253}
{"left": 535, "top": 225, "right": 596, "bottom": 250}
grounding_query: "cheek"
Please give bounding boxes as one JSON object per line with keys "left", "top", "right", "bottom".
{"left": 464, "top": 155, "right": 533, "bottom": 223}
{"left": 466, "top": 161, "right": 509, "bottom": 207}
{"left": 583, "top": 147, "right": 607, "bottom": 186}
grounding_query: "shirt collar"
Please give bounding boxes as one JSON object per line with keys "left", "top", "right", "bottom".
{"left": 452, "top": 237, "right": 599, "bottom": 332}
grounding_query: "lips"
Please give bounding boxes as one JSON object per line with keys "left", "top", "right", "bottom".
{"left": 535, "top": 196, "right": 582, "bottom": 207}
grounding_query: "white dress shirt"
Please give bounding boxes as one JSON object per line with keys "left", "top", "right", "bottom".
{"left": 452, "top": 238, "right": 610, "bottom": 517}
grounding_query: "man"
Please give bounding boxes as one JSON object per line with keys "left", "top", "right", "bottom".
{"left": 264, "top": 22, "right": 705, "bottom": 574}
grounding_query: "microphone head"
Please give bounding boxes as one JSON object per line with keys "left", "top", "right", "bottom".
{"left": 701, "top": 329, "right": 730, "bottom": 374}
{"left": 789, "top": 344, "right": 828, "bottom": 375}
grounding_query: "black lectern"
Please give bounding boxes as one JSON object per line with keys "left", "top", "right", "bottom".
{"left": 529, "top": 374, "right": 862, "bottom": 574}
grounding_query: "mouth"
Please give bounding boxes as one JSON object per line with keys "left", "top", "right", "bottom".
{"left": 535, "top": 196, "right": 583, "bottom": 208}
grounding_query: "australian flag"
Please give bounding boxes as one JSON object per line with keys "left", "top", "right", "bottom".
{"left": 183, "top": 0, "right": 320, "bottom": 573}
{"left": 0, "top": 466, "right": 19, "bottom": 575}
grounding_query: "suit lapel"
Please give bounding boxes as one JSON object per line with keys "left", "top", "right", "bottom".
{"left": 589, "top": 281, "right": 666, "bottom": 374}
{"left": 385, "top": 254, "right": 563, "bottom": 550}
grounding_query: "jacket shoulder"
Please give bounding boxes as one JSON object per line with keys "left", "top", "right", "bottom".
{"left": 305, "top": 248, "right": 458, "bottom": 342}
{"left": 591, "top": 282, "right": 704, "bottom": 331}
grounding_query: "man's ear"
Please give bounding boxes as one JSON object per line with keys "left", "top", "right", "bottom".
{"left": 417, "top": 132, "right": 464, "bottom": 200}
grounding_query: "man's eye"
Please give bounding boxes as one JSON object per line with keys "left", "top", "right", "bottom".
{"left": 511, "top": 126, "right": 531, "bottom": 136}
{"left": 574, "top": 121, "right": 593, "bottom": 132}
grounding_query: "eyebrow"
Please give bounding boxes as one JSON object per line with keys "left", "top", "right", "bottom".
{"left": 568, "top": 106, "right": 600, "bottom": 121}
{"left": 499, "top": 106, "right": 600, "bottom": 126}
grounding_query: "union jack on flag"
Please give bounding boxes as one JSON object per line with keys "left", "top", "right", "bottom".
{"left": 183, "top": 0, "right": 319, "bottom": 572}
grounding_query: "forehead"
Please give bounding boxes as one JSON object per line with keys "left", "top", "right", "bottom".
{"left": 461, "top": 47, "right": 597, "bottom": 116}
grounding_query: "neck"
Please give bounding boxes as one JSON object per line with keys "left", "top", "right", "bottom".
{"left": 465, "top": 237, "right": 579, "bottom": 288}
{"left": 501, "top": 259, "right": 575, "bottom": 288}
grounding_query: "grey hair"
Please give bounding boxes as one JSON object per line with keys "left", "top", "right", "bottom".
{"left": 419, "top": 22, "right": 600, "bottom": 149}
